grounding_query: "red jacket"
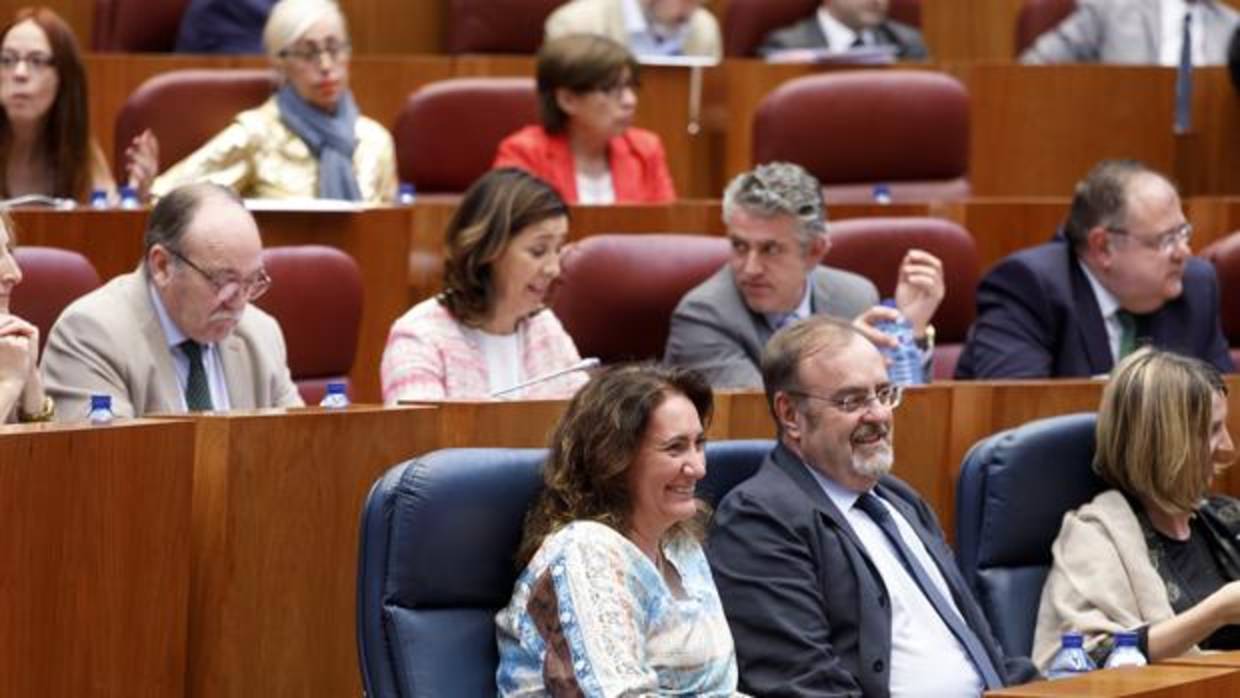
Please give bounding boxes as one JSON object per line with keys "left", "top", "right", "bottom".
{"left": 492, "top": 125, "right": 676, "bottom": 204}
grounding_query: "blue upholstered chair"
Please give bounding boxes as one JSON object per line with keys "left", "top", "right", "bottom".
{"left": 356, "top": 440, "right": 774, "bottom": 698}
{"left": 955, "top": 412, "right": 1106, "bottom": 659}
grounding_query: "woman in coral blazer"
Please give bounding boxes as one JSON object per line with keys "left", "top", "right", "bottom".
{"left": 493, "top": 34, "right": 675, "bottom": 205}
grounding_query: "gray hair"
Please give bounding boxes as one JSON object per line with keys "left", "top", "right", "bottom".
{"left": 262, "top": 0, "right": 347, "bottom": 58}
{"left": 722, "top": 162, "right": 827, "bottom": 248}
{"left": 143, "top": 182, "right": 245, "bottom": 261}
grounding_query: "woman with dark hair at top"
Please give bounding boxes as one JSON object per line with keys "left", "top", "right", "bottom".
{"left": 496, "top": 363, "right": 747, "bottom": 696}
{"left": 380, "top": 168, "right": 585, "bottom": 402}
{"left": 134, "top": 0, "right": 396, "bottom": 203}
{"left": 493, "top": 33, "right": 676, "bottom": 205}
{"left": 0, "top": 6, "right": 145, "bottom": 202}
{"left": 1034, "top": 348, "right": 1240, "bottom": 670}
{"left": 0, "top": 210, "right": 51, "bottom": 422}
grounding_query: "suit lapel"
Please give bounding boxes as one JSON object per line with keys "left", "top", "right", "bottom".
{"left": 218, "top": 332, "right": 254, "bottom": 409}
{"left": 127, "top": 272, "right": 187, "bottom": 413}
{"left": 1068, "top": 259, "right": 1113, "bottom": 374}
{"left": 769, "top": 444, "right": 870, "bottom": 555}
{"left": 802, "top": 16, "right": 830, "bottom": 50}
{"left": 544, "top": 132, "right": 579, "bottom": 203}
{"left": 607, "top": 136, "right": 640, "bottom": 202}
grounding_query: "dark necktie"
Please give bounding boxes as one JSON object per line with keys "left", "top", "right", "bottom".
{"left": 1174, "top": 8, "right": 1193, "bottom": 133}
{"left": 180, "top": 340, "right": 214, "bottom": 411}
{"left": 1116, "top": 310, "right": 1138, "bottom": 361}
{"left": 854, "top": 492, "right": 1004, "bottom": 690}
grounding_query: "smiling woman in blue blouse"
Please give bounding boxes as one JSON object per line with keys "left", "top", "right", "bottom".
{"left": 496, "top": 363, "right": 747, "bottom": 697}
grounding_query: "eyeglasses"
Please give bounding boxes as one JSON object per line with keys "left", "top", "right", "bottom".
{"left": 0, "top": 51, "right": 53, "bottom": 74}
{"left": 278, "top": 40, "right": 351, "bottom": 64}
{"left": 1106, "top": 222, "right": 1193, "bottom": 254}
{"left": 595, "top": 78, "right": 639, "bottom": 100}
{"left": 165, "top": 246, "right": 272, "bottom": 302}
{"left": 786, "top": 384, "right": 903, "bottom": 414}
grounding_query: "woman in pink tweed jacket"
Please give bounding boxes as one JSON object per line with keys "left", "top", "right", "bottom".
{"left": 381, "top": 168, "right": 588, "bottom": 402}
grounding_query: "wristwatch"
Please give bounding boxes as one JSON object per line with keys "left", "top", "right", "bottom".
{"left": 18, "top": 395, "right": 55, "bottom": 423}
{"left": 915, "top": 324, "right": 936, "bottom": 353}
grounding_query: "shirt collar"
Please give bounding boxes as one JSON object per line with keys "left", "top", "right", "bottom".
{"left": 622, "top": 0, "right": 689, "bottom": 48}
{"left": 1077, "top": 259, "right": 1121, "bottom": 321}
{"left": 802, "top": 457, "right": 867, "bottom": 514}
{"left": 764, "top": 274, "right": 814, "bottom": 330}
{"left": 148, "top": 279, "right": 190, "bottom": 350}
{"left": 817, "top": 6, "right": 869, "bottom": 51}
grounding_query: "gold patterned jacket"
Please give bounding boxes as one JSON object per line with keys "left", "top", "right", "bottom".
{"left": 151, "top": 96, "right": 397, "bottom": 203}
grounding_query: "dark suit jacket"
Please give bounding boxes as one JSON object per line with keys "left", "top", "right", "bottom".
{"left": 757, "top": 15, "right": 928, "bottom": 60}
{"left": 707, "top": 444, "right": 1037, "bottom": 697}
{"left": 175, "top": 0, "right": 275, "bottom": 54}
{"left": 954, "top": 240, "right": 1233, "bottom": 379}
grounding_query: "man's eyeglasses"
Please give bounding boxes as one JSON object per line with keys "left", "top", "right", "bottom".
{"left": 1106, "top": 222, "right": 1192, "bottom": 254}
{"left": 278, "top": 40, "right": 351, "bottom": 64}
{"left": 165, "top": 247, "right": 272, "bottom": 302}
{"left": 786, "top": 384, "right": 903, "bottom": 414}
{"left": 0, "top": 51, "right": 53, "bottom": 74}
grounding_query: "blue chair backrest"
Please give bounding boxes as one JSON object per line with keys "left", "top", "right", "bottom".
{"left": 356, "top": 439, "right": 774, "bottom": 698}
{"left": 955, "top": 412, "right": 1106, "bottom": 659}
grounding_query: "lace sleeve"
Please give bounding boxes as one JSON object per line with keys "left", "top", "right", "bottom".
{"left": 526, "top": 524, "right": 662, "bottom": 698}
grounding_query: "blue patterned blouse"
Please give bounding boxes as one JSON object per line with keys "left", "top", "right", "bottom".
{"left": 496, "top": 520, "right": 745, "bottom": 697}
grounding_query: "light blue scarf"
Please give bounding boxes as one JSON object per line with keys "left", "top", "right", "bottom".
{"left": 275, "top": 83, "right": 362, "bottom": 201}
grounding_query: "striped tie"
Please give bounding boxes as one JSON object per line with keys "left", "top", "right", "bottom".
{"left": 180, "top": 340, "right": 214, "bottom": 411}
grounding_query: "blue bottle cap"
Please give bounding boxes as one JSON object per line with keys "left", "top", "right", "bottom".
{"left": 398, "top": 183, "right": 415, "bottom": 195}
{"left": 90, "top": 394, "right": 111, "bottom": 409}
{"left": 326, "top": 381, "right": 346, "bottom": 394}
{"left": 1061, "top": 632, "right": 1084, "bottom": 648}
{"left": 872, "top": 183, "right": 892, "bottom": 204}
{"left": 1114, "top": 631, "right": 1138, "bottom": 646}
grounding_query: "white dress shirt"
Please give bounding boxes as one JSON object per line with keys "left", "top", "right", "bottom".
{"left": 805, "top": 463, "right": 984, "bottom": 697}
{"left": 148, "top": 282, "right": 232, "bottom": 411}
{"left": 1078, "top": 260, "right": 1126, "bottom": 363}
{"left": 1159, "top": 0, "right": 1208, "bottom": 66}
{"left": 817, "top": 6, "right": 874, "bottom": 52}
{"left": 621, "top": 0, "right": 691, "bottom": 57}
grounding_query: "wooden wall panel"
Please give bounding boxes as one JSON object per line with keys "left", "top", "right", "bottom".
{"left": 186, "top": 406, "right": 434, "bottom": 698}
{"left": 0, "top": 419, "right": 196, "bottom": 698}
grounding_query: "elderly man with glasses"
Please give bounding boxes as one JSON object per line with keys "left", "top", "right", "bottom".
{"left": 707, "top": 315, "right": 1039, "bottom": 697}
{"left": 956, "top": 159, "right": 1232, "bottom": 378}
{"left": 41, "top": 182, "right": 302, "bottom": 419}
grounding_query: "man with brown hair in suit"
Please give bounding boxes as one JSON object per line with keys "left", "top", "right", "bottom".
{"left": 41, "top": 182, "right": 302, "bottom": 419}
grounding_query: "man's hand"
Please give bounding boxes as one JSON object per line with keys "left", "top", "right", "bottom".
{"left": 894, "top": 249, "right": 944, "bottom": 336}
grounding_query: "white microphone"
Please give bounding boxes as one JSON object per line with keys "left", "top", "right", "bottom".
{"left": 490, "top": 358, "right": 600, "bottom": 398}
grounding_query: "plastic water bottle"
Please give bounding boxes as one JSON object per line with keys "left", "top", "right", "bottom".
{"left": 1103, "top": 632, "right": 1147, "bottom": 668}
{"left": 872, "top": 183, "right": 892, "bottom": 205}
{"left": 1046, "top": 632, "right": 1096, "bottom": 679}
{"left": 397, "top": 182, "right": 416, "bottom": 206}
{"left": 118, "top": 185, "right": 140, "bottom": 209}
{"left": 89, "top": 189, "right": 109, "bottom": 209}
{"left": 875, "top": 299, "right": 925, "bottom": 385}
{"left": 319, "top": 381, "right": 349, "bottom": 408}
{"left": 88, "top": 394, "right": 115, "bottom": 425}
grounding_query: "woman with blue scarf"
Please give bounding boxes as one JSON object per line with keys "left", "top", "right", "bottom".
{"left": 138, "top": 0, "right": 396, "bottom": 203}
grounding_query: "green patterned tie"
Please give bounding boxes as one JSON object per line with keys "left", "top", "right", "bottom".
{"left": 181, "top": 340, "right": 214, "bottom": 411}
{"left": 1116, "top": 310, "right": 1138, "bottom": 361}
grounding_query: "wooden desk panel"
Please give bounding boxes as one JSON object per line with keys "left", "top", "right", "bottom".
{"left": 990, "top": 666, "right": 1240, "bottom": 697}
{"left": 1162, "top": 651, "right": 1240, "bottom": 668}
{"left": 185, "top": 406, "right": 435, "bottom": 698}
{"left": 0, "top": 419, "right": 196, "bottom": 698}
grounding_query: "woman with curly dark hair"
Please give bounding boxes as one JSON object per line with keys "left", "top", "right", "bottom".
{"left": 496, "top": 363, "right": 746, "bottom": 697}
{"left": 380, "top": 167, "right": 584, "bottom": 402}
